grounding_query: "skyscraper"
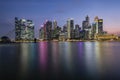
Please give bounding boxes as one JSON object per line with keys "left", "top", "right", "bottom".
{"left": 39, "top": 25, "right": 45, "bottom": 40}
{"left": 94, "top": 16, "right": 103, "bottom": 34}
{"left": 53, "top": 20, "right": 57, "bottom": 30}
{"left": 91, "top": 22, "right": 97, "bottom": 39}
{"left": 45, "top": 20, "right": 52, "bottom": 40}
{"left": 15, "top": 17, "right": 34, "bottom": 41}
{"left": 67, "top": 18, "right": 74, "bottom": 39}
{"left": 63, "top": 25, "right": 67, "bottom": 32}
{"left": 82, "top": 15, "right": 90, "bottom": 30}
{"left": 94, "top": 16, "right": 99, "bottom": 34}
{"left": 75, "top": 24, "right": 81, "bottom": 39}
{"left": 91, "top": 16, "right": 104, "bottom": 39}
{"left": 98, "top": 19, "right": 103, "bottom": 34}
{"left": 82, "top": 15, "right": 91, "bottom": 40}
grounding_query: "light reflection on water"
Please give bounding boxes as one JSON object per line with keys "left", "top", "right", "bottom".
{"left": 20, "top": 43, "right": 29, "bottom": 77}
{"left": 1, "top": 42, "right": 120, "bottom": 80}
{"left": 51, "top": 42, "right": 59, "bottom": 72}
{"left": 39, "top": 42, "right": 48, "bottom": 73}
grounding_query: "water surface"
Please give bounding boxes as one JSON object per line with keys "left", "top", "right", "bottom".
{"left": 0, "top": 41, "right": 120, "bottom": 80}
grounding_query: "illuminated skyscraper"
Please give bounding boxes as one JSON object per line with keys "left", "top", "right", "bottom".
{"left": 44, "top": 20, "right": 52, "bottom": 40}
{"left": 94, "top": 16, "right": 103, "bottom": 34}
{"left": 53, "top": 20, "right": 57, "bottom": 30}
{"left": 94, "top": 16, "right": 99, "bottom": 34}
{"left": 82, "top": 15, "right": 90, "bottom": 30}
{"left": 39, "top": 25, "right": 45, "bottom": 40}
{"left": 98, "top": 19, "right": 103, "bottom": 34}
{"left": 15, "top": 17, "right": 34, "bottom": 41}
{"left": 67, "top": 18, "right": 74, "bottom": 39}
{"left": 75, "top": 24, "right": 81, "bottom": 39}
{"left": 91, "top": 16, "right": 104, "bottom": 39}
{"left": 82, "top": 15, "right": 91, "bottom": 40}
{"left": 63, "top": 25, "right": 67, "bottom": 32}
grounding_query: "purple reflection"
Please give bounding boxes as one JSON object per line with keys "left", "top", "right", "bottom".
{"left": 38, "top": 42, "right": 48, "bottom": 72}
{"left": 78, "top": 42, "right": 84, "bottom": 55}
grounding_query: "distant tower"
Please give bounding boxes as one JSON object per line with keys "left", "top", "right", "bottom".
{"left": 94, "top": 16, "right": 99, "bottom": 22}
{"left": 15, "top": 17, "right": 34, "bottom": 41}
{"left": 75, "top": 24, "right": 81, "bottom": 39}
{"left": 82, "top": 15, "right": 90, "bottom": 30}
{"left": 82, "top": 15, "right": 91, "bottom": 40}
{"left": 94, "top": 16, "right": 103, "bottom": 34}
{"left": 86, "top": 15, "right": 89, "bottom": 22}
{"left": 63, "top": 25, "right": 67, "bottom": 32}
{"left": 98, "top": 19, "right": 103, "bottom": 34}
{"left": 39, "top": 25, "right": 45, "bottom": 40}
{"left": 53, "top": 20, "right": 57, "bottom": 30}
{"left": 45, "top": 20, "right": 52, "bottom": 40}
{"left": 15, "top": 17, "right": 20, "bottom": 40}
{"left": 67, "top": 18, "right": 74, "bottom": 39}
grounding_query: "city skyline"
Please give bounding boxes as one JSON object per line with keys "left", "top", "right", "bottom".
{"left": 0, "top": 0, "right": 120, "bottom": 39}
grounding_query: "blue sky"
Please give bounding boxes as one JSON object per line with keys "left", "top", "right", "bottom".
{"left": 0, "top": 0, "right": 120, "bottom": 39}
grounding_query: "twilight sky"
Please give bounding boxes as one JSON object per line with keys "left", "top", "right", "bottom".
{"left": 0, "top": 0, "right": 120, "bottom": 39}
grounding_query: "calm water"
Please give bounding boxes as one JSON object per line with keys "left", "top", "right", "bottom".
{"left": 0, "top": 41, "right": 120, "bottom": 80}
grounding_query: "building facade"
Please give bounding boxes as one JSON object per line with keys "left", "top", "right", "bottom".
{"left": 75, "top": 24, "right": 81, "bottom": 39}
{"left": 15, "top": 17, "right": 34, "bottom": 41}
{"left": 94, "top": 16, "right": 103, "bottom": 34}
{"left": 82, "top": 15, "right": 90, "bottom": 30}
{"left": 39, "top": 26, "right": 45, "bottom": 40}
{"left": 53, "top": 20, "right": 57, "bottom": 30}
{"left": 82, "top": 15, "right": 91, "bottom": 40}
{"left": 67, "top": 18, "right": 74, "bottom": 39}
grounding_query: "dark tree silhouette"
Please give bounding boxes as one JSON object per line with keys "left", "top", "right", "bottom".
{"left": 0, "top": 36, "right": 11, "bottom": 43}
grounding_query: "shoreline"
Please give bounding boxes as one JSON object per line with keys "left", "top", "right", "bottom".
{"left": 1, "top": 39, "right": 120, "bottom": 44}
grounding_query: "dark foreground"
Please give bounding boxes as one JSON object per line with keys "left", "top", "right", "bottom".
{"left": 0, "top": 41, "right": 120, "bottom": 80}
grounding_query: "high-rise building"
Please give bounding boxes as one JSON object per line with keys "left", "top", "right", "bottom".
{"left": 98, "top": 19, "right": 103, "bottom": 34}
{"left": 82, "top": 15, "right": 90, "bottom": 30}
{"left": 44, "top": 20, "right": 52, "bottom": 40}
{"left": 91, "top": 16, "right": 104, "bottom": 39}
{"left": 94, "top": 16, "right": 99, "bottom": 34}
{"left": 91, "top": 22, "right": 97, "bottom": 39}
{"left": 67, "top": 18, "right": 74, "bottom": 39}
{"left": 86, "top": 15, "right": 89, "bottom": 22}
{"left": 75, "top": 24, "right": 81, "bottom": 39}
{"left": 82, "top": 15, "right": 91, "bottom": 40}
{"left": 15, "top": 17, "right": 34, "bottom": 41}
{"left": 63, "top": 25, "right": 67, "bottom": 32}
{"left": 39, "top": 25, "right": 45, "bottom": 40}
{"left": 94, "top": 16, "right": 103, "bottom": 34}
{"left": 52, "top": 20, "right": 60, "bottom": 39}
{"left": 53, "top": 20, "right": 57, "bottom": 30}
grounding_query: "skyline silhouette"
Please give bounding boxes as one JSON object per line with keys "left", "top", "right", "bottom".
{"left": 0, "top": 0, "right": 120, "bottom": 39}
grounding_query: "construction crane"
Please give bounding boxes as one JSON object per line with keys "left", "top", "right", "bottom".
{"left": 5, "top": 29, "right": 15, "bottom": 37}
{"left": 0, "top": 29, "right": 15, "bottom": 40}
